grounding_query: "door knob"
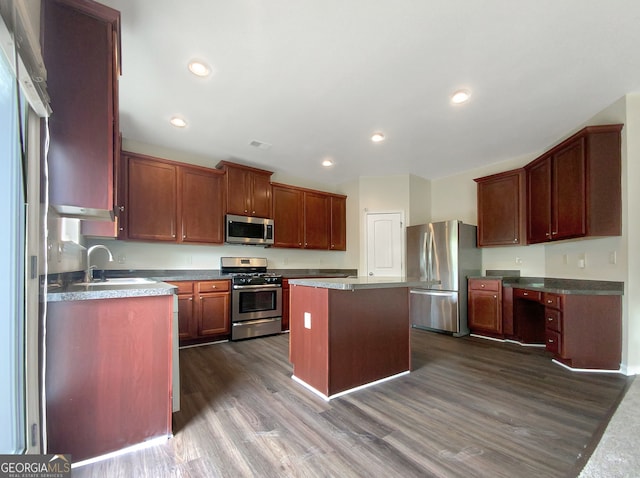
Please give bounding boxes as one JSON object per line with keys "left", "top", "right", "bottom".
{"left": 369, "top": 272, "right": 373, "bottom": 276}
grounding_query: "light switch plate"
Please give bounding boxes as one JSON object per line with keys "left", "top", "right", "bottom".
{"left": 304, "top": 312, "right": 311, "bottom": 329}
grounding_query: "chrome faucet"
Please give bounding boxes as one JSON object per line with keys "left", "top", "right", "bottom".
{"left": 85, "top": 244, "right": 114, "bottom": 282}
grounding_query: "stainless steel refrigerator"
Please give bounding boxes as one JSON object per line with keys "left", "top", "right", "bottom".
{"left": 406, "top": 220, "right": 481, "bottom": 337}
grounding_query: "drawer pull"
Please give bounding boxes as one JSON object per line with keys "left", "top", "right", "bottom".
{"left": 481, "top": 284, "right": 485, "bottom": 288}
{"left": 547, "top": 299, "right": 553, "bottom": 304}
{"left": 548, "top": 338, "right": 554, "bottom": 343}
{"left": 523, "top": 292, "right": 528, "bottom": 296}
{"left": 548, "top": 317, "right": 553, "bottom": 321}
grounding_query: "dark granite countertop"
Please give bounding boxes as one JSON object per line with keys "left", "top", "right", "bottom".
{"left": 45, "top": 269, "right": 357, "bottom": 302}
{"left": 467, "top": 276, "right": 624, "bottom": 295}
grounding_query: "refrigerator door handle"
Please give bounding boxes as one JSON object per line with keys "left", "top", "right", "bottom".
{"left": 420, "top": 232, "right": 428, "bottom": 280}
{"left": 427, "top": 230, "right": 434, "bottom": 282}
{"left": 410, "top": 289, "right": 455, "bottom": 297}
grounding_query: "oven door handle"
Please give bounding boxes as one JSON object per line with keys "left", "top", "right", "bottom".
{"left": 232, "top": 318, "right": 281, "bottom": 326}
{"left": 233, "top": 284, "right": 281, "bottom": 290}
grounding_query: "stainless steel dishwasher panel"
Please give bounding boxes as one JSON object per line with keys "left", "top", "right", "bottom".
{"left": 409, "top": 289, "right": 462, "bottom": 335}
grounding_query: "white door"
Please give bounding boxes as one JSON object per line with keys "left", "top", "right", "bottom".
{"left": 366, "top": 212, "right": 404, "bottom": 277}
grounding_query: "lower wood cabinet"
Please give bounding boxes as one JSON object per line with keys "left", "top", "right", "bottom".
{"left": 46, "top": 295, "right": 173, "bottom": 462}
{"left": 468, "top": 278, "right": 503, "bottom": 336}
{"left": 169, "top": 280, "right": 231, "bottom": 345}
{"left": 282, "top": 279, "right": 290, "bottom": 331}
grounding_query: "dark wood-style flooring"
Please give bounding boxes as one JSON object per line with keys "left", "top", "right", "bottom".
{"left": 74, "top": 330, "right": 631, "bottom": 478}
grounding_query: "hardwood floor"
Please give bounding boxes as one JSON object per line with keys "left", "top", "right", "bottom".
{"left": 73, "top": 330, "right": 630, "bottom": 478}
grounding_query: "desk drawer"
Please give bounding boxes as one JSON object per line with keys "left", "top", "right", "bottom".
{"left": 514, "top": 288, "right": 542, "bottom": 302}
{"left": 545, "top": 308, "right": 562, "bottom": 333}
{"left": 545, "top": 329, "right": 561, "bottom": 355}
{"left": 543, "top": 293, "right": 562, "bottom": 310}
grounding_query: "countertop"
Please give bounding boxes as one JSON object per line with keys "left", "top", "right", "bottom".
{"left": 45, "top": 268, "right": 357, "bottom": 302}
{"left": 288, "top": 276, "right": 439, "bottom": 290}
{"left": 468, "top": 276, "right": 624, "bottom": 295}
{"left": 45, "top": 281, "right": 177, "bottom": 302}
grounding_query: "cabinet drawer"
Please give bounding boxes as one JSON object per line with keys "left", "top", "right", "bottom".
{"left": 168, "top": 281, "right": 194, "bottom": 294}
{"left": 545, "top": 329, "right": 561, "bottom": 355}
{"left": 469, "top": 279, "right": 501, "bottom": 292}
{"left": 513, "top": 288, "right": 542, "bottom": 302}
{"left": 545, "top": 308, "right": 562, "bottom": 333}
{"left": 197, "top": 280, "right": 230, "bottom": 293}
{"left": 543, "top": 293, "right": 562, "bottom": 310}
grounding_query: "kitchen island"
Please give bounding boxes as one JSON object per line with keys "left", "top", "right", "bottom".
{"left": 288, "top": 277, "right": 432, "bottom": 400}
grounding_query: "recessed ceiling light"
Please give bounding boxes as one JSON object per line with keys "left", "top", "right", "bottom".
{"left": 371, "top": 132, "right": 385, "bottom": 143}
{"left": 188, "top": 60, "right": 211, "bottom": 77}
{"left": 322, "top": 159, "right": 334, "bottom": 167}
{"left": 451, "top": 89, "right": 471, "bottom": 104}
{"left": 170, "top": 116, "right": 187, "bottom": 128}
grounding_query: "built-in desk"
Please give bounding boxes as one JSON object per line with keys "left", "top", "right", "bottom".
{"left": 469, "top": 277, "right": 624, "bottom": 371}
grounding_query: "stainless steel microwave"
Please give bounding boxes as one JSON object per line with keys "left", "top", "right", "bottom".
{"left": 225, "top": 214, "right": 274, "bottom": 246}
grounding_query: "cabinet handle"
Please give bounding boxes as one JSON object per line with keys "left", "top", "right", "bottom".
{"left": 513, "top": 238, "right": 517, "bottom": 243}
{"left": 548, "top": 338, "right": 554, "bottom": 343}
{"left": 480, "top": 284, "right": 485, "bottom": 288}
{"left": 545, "top": 232, "right": 550, "bottom": 237}
{"left": 189, "top": 297, "right": 193, "bottom": 301}
{"left": 493, "top": 295, "right": 497, "bottom": 299}
{"left": 183, "top": 235, "right": 186, "bottom": 239}
{"left": 172, "top": 234, "right": 176, "bottom": 238}
{"left": 547, "top": 317, "right": 553, "bottom": 321}
{"left": 552, "top": 231, "right": 558, "bottom": 235}
{"left": 547, "top": 299, "right": 553, "bottom": 304}
{"left": 118, "top": 205, "right": 125, "bottom": 212}
{"left": 523, "top": 292, "right": 528, "bottom": 296}
{"left": 211, "top": 285, "right": 216, "bottom": 289}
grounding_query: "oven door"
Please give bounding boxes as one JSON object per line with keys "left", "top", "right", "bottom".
{"left": 232, "top": 286, "right": 282, "bottom": 322}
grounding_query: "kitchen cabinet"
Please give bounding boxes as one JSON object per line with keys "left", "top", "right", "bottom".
{"left": 282, "top": 279, "right": 290, "bottom": 331}
{"left": 120, "top": 152, "right": 224, "bottom": 244}
{"left": 272, "top": 185, "right": 303, "bottom": 248}
{"left": 43, "top": 0, "right": 121, "bottom": 219}
{"left": 542, "top": 292, "right": 621, "bottom": 370}
{"left": 216, "top": 161, "right": 273, "bottom": 218}
{"left": 46, "top": 295, "right": 173, "bottom": 462}
{"left": 304, "top": 191, "right": 330, "bottom": 249}
{"left": 526, "top": 124, "right": 623, "bottom": 244}
{"left": 180, "top": 166, "right": 225, "bottom": 243}
{"left": 468, "top": 279, "right": 503, "bottom": 336}
{"left": 474, "top": 169, "right": 526, "bottom": 247}
{"left": 168, "top": 280, "right": 231, "bottom": 345}
{"left": 330, "top": 195, "right": 347, "bottom": 250}
{"left": 122, "top": 152, "right": 178, "bottom": 241}
{"left": 272, "top": 182, "right": 347, "bottom": 250}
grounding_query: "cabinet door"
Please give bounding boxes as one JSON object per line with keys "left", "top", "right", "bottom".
{"left": 526, "top": 156, "right": 552, "bottom": 244}
{"left": 476, "top": 169, "right": 525, "bottom": 246}
{"left": 125, "top": 156, "right": 178, "bottom": 241}
{"left": 199, "top": 293, "right": 230, "bottom": 336}
{"left": 225, "top": 167, "right": 251, "bottom": 215}
{"left": 304, "top": 192, "right": 330, "bottom": 249}
{"left": 330, "top": 196, "right": 347, "bottom": 250}
{"left": 282, "top": 280, "right": 290, "bottom": 332}
{"left": 180, "top": 167, "right": 224, "bottom": 243}
{"left": 43, "top": 0, "right": 120, "bottom": 214}
{"left": 272, "top": 185, "right": 303, "bottom": 248}
{"left": 251, "top": 173, "right": 272, "bottom": 218}
{"left": 552, "top": 138, "right": 586, "bottom": 240}
{"left": 176, "top": 295, "right": 197, "bottom": 340}
{"left": 468, "top": 290, "right": 502, "bottom": 334}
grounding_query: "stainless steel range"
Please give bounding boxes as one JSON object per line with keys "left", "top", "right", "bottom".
{"left": 221, "top": 257, "right": 283, "bottom": 340}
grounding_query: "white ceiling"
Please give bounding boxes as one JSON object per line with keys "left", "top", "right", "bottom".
{"left": 100, "top": 0, "right": 640, "bottom": 185}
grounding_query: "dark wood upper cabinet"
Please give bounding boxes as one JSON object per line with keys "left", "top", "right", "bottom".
{"left": 179, "top": 166, "right": 225, "bottom": 244}
{"left": 330, "top": 196, "right": 347, "bottom": 251}
{"left": 42, "top": 0, "right": 121, "bottom": 218}
{"left": 272, "top": 184, "right": 304, "bottom": 248}
{"left": 216, "top": 161, "right": 273, "bottom": 218}
{"left": 474, "top": 168, "right": 526, "bottom": 247}
{"left": 120, "top": 152, "right": 224, "bottom": 244}
{"left": 304, "top": 191, "right": 330, "bottom": 249}
{"left": 526, "top": 124, "right": 622, "bottom": 244}
{"left": 272, "top": 183, "right": 347, "bottom": 251}
{"left": 123, "top": 153, "right": 178, "bottom": 241}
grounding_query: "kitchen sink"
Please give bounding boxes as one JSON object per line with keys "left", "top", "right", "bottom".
{"left": 77, "top": 277, "right": 157, "bottom": 287}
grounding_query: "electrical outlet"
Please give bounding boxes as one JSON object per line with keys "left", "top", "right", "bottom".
{"left": 562, "top": 254, "right": 568, "bottom": 265}
{"left": 578, "top": 253, "right": 586, "bottom": 269}
{"left": 117, "top": 254, "right": 126, "bottom": 264}
{"left": 304, "top": 312, "right": 311, "bottom": 329}
{"left": 609, "top": 251, "right": 617, "bottom": 265}
{"left": 515, "top": 257, "right": 522, "bottom": 265}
